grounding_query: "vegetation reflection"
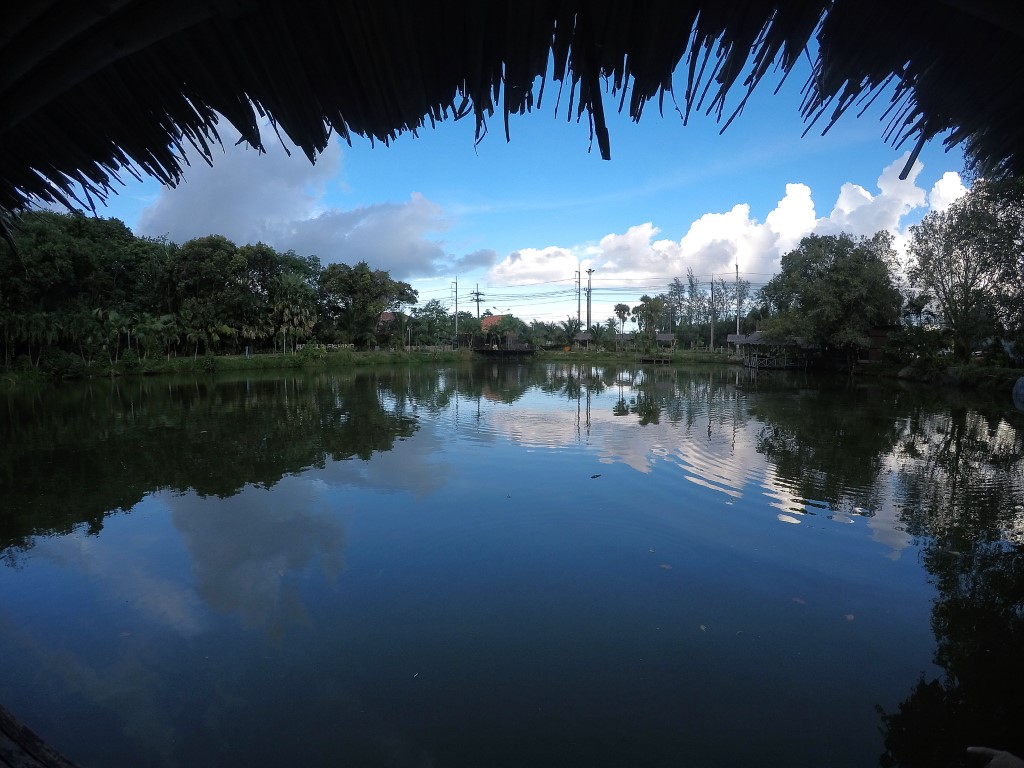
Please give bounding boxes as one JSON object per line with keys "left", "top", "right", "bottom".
{"left": 3, "top": 363, "right": 1023, "bottom": 768}
{"left": 879, "top": 399, "right": 1024, "bottom": 767}
{"left": 0, "top": 369, "right": 424, "bottom": 561}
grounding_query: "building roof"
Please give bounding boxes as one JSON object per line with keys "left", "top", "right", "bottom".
{"left": 729, "top": 331, "right": 816, "bottom": 348}
{"left": 481, "top": 314, "right": 509, "bottom": 332}
{"left": 3, "top": 2, "right": 1021, "bottom": 237}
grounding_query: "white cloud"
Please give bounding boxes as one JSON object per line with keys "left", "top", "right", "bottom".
{"left": 927, "top": 171, "right": 968, "bottom": 212}
{"left": 126, "top": 125, "right": 964, "bottom": 321}
{"left": 491, "top": 246, "right": 578, "bottom": 284}
{"left": 135, "top": 124, "right": 469, "bottom": 280}
{"left": 281, "top": 193, "right": 451, "bottom": 277}
{"left": 765, "top": 183, "right": 816, "bottom": 254}
{"left": 486, "top": 152, "right": 963, "bottom": 321}
{"left": 816, "top": 153, "right": 927, "bottom": 238}
{"left": 137, "top": 126, "right": 342, "bottom": 245}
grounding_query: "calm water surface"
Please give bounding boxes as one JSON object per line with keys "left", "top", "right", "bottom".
{"left": 2, "top": 363, "right": 1023, "bottom": 768}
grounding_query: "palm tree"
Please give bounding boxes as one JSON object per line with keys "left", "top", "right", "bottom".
{"left": 613, "top": 303, "right": 631, "bottom": 350}
{"left": 588, "top": 323, "right": 609, "bottom": 351}
{"left": 559, "top": 316, "right": 582, "bottom": 348}
{"left": 272, "top": 272, "right": 317, "bottom": 353}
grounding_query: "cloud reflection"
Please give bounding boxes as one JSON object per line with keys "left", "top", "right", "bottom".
{"left": 169, "top": 478, "right": 345, "bottom": 632}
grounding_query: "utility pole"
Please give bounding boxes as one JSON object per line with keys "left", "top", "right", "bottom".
{"left": 586, "top": 268, "right": 594, "bottom": 331}
{"left": 451, "top": 279, "right": 458, "bottom": 348}
{"left": 710, "top": 273, "right": 715, "bottom": 352}
{"left": 470, "top": 284, "right": 484, "bottom": 318}
{"left": 575, "top": 270, "right": 581, "bottom": 326}
{"left": 735, "top": 262, "right": 740, "bottom": 336}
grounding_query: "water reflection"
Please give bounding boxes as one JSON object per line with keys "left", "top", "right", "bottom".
{"left": 2, "top": 362, "right": 1023, "bottom": 767}
{"left": 170, "top": 481, "right": 345, "bottom": 632}
{"left": 0, "top": 370, "right": 419, "bottom": 562}
{"left": 879, "top": 394, "right": 1024, "bottom": 766}
{"left": 6, "top": 363, "right": 1022, "bottom": 561}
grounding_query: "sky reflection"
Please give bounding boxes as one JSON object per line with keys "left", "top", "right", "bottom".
{"left": 1, "top": 364, "right": 1022, "bottom": 767}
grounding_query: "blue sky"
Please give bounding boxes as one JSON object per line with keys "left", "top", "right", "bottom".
{"left": 95, "top": 57, "right": 968, "bottom": 326}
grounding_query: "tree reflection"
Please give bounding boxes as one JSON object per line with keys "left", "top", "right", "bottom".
{"left": 747, "top": 380, "right": 905, "bottom": 517}
{"left": 0, "top": 369, "right": 419, "bottom": 559}
{"left": 879, "top": 541, "right": 1024, "bottom": 767}
{"left": 879, "top": 402, "right": 1024, "bottom": 767}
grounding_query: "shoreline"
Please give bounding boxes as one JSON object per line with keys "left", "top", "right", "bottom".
{"left": 3, "top": 349, "right": 1021, "bottom": 404}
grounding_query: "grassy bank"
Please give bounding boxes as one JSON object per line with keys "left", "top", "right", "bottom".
{"left": 1, "top": 347, "right": 464, "bottom": 387}
{"left": 4, "top": 347, "right": 1019, "bottom": 399}
{"left": 1, "top": 346, "right": 742, "bottom": 388}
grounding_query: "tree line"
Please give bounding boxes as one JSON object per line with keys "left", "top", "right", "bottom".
{"left": 0, "top": 212, "right": 418, "bottom": 371}
{"left": 2, "top": 176, "right": 1021, "bottom": 373}
{"left": 603, "top": 177, "right": 1024, "bottom": 365}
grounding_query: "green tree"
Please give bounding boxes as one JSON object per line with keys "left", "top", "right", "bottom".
{"left": 559, "top": 316, "right": 583, "bottom": 347}
{"left": 526, "top": 320, "right": 558, "bottom": 348}
{"left": 666, "top": 278, "right": 687, "bottom": 330}
{"left": 909, "top": 178, "right": 1024, "bottom": 359}
{"left": 686, "top": 267, "right": 707, "bottom": 327}
{"left": 760, "top": 232, "right": 901, "bottom": 365}
{"left": 631, "top": 295, "right": 666, "bottom": 348}
{"left": 613, "top": 303, "right": 631, "bottom": 335}
{"left": 410, "top": 299, "right": 451, "bottom": 345}
{"left": 489, "top": 315, "right": 528, "bottom": 348}
{"left": 613, "top": 303, "right": 631, "bottom": 350}
{"left": 588, "top": 323, "right": 610, "bottom": 350}
{"left": 319, "top": 261, "right": 417, "bottom": 349}
{"left": 271, "top": 272, "right": 317, "bottom": 353}
{"left": 908, "top": 205, "right": 997, "bottom": 360}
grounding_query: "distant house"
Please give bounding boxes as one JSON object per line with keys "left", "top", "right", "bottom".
{"left": 479, "top": 314, "right": 527, "bottom": 350}
{"left": 729, "top": 331, "right": 814, "bottom": 369}
{"left": 480, "top": 314, "right": 509, "bottom": 333}
{"left": 863, "top": 325, "right": 898, "bottom": 363}
{"left": 573, "top": 331, "right": 593, "bottom": 349}
{"left": 655, "top": 333, "right": 676, "bottom": 349}
{"left": 378, "top": 311, "right": 407, "bottom": 327}
{"left": 613, "top": 332, "right": 635, "bottom": 349}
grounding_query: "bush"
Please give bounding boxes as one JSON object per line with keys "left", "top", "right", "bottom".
{"left": 41, "top": 348, "right": 86, "bottom": 379}
{"left": 119, "top": 348, "right": 140, "bottom": 372}
{"left": 299, "top": 343, "right": 327, "bottom": 362}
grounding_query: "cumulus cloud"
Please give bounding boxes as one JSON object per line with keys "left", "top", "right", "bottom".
{"left": 129, "top": 126, "right": 965, "bottom": 320}
{"left": 816, "top": 154, "right": 927, "bottom": 238}
{"left": 135, "top": 123, "right": 469, "bottom": 280}
{"left": 492, "top": 246, "right": 579, "bottom": 284}
{"left": 137, "top": 126, "right": 341, "bottom": 244}
{"left": 927, "top": 171, "right": 968, "bottom": 212}
{"left": 280, "top": 193, "right": 450, "bottom": 277}
{"left": 489, "top": 152, "right": 963, "bottom": 320}
{"left": 765, "top": 183, "right": 816, "bottom": 254}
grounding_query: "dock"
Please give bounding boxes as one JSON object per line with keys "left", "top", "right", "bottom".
{"left": 0, "top": 705, "right": 79, "bottom": 768}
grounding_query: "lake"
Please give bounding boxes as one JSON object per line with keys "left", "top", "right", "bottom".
{"left": 2, "top": 362, "right": 1023, "bottom": 768}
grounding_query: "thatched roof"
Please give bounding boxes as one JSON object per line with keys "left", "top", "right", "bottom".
{"left": 3, "top": 1, "right": 1021, "bottom": 225}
